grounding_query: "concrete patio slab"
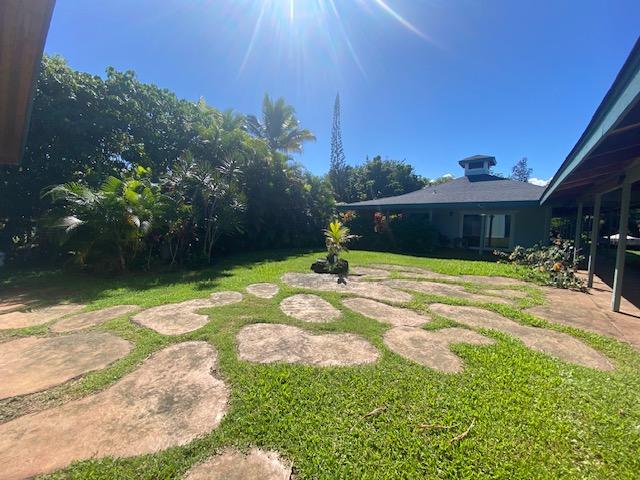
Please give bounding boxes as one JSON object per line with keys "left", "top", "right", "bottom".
{"left": 246, "top": 283, "right": 280, "bottom": 299}
{"left": 282, "top": 272, "right": 412, "bottom": 303}
{"left": 50, "top": 305, "right": 139, "bottom": 333}
{"left": 185, "top": 449, "right": 291, "bottom": 480}
{"left": 383, "top": 326, "right": 495, "bottom": 373}
{"left": 0, "top": 331, "right": 133, "bottom": 400}
{"left": 430, "top": 304, "right": 614, "bottom": 370}
{"left": 0, "top": 341, "right": 229, "bottom": 480}
{"left": 237, "top": 323, "right": 379, "bottom": 366}
{"left": 342, "top": 297, "right": 430, "bottom": 327}
{"left": 280, "top": 294, "right": 341, "bottom": 322}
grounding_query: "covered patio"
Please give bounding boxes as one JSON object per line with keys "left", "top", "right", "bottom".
{"left": 542, "top": 38, "right": 640, "bottom": 313}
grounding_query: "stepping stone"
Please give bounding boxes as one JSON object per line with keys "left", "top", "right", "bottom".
{"left": 383, "top": 279, "right": 511, "bottom": 305}
{"left": 280, "top": 294, "right": 341, "bottom": 322}
{"left": 282, "top": 272, "right": 412, "bottom": 303}
{"left": 349, "top": 266, "right": 391, "bottom": 281}
{"left": 383, "top": 326, "right": 495, "bottom": 373}
{"left": 246, "top": 283, "right": 279, "bottom": 299}
{"left": 237, "top": 323, "right": 379, "bottom": 366}
{"left": 50, "top": 305, "right": 139, "bottom": 333}
{"left": 461, "top": 275, "right": 529, "bottom": 287}
{"left": 133, "top": 291, "right": 242, "bottom": 335}
{"left": 185, "top": 448, "right": 291, "bottom": 480}
{"left": 342, "top": 297, "right": 430, "bottom": 327}
{"left": 0, "top": 304, "right": 86, "bottom": 330}
{"left": 0, "top": 331, "right": 132, "bottom": 400}
{"left": 484, "top": 289, "right": 529, "bottom": 300}
{"left": 429, "top": 304, "right": 614, "bottom": 370}
{"left": 0, "top": 341, "right": 229, "bottom": 480}
{"left": 371, "top": 264, "right": 529, "bottom": 286}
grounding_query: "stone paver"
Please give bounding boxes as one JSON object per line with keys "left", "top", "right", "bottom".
{"left": 282, "top": 272, "right": 412, "bottom": 303}
{"left": 132, "top": 291, "right": 242, "bottom": 335}
{"left": 50, "top": 305, "right": 139, "bottom": 333}
{"left": 0, "top": 304, "right": 86, "bottom": 330}
{"left": 383, "top": 326, "right": 495, "bottom": 373}
{"left": 237, "top": 323, "right": 379, "bottom": 366}
{"left": 0, "top": 341, "right": 229, "bottom": 480}
{"left": 246, "top": 283, "right": 279, "bottom": 299}
{"left": 185, "top": 449, "right": 291, "bottom": 480}
{"left": 0, "top": 331, "right": 133, "bottom": 400}
{"left": 349, "top": 266, "right": 391, "bottom": 281}
{"left": 280, "top": 294, "right": 341, "bottom": 322}
{"left": 461, "top": 275, "right": 529, "bottom": 287}
{"left": 382, "top": 279, "right": 512, "bottom": 305}
{"left": 429, "top": 304, "right": 614, "bottom": 370}
{"left": 342, "top": 297, "right": 430, "bottom": 327}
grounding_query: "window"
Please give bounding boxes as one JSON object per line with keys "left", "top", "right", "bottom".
{"left": 468, "top": 160, "right": 484, "bottom": 170}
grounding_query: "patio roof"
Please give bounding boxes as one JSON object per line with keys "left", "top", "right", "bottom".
{"left": 541, "top": 38, "right": 640, "bottom": 204}
{"left": 0, "top": 0, "right": 56, "bottom": 165}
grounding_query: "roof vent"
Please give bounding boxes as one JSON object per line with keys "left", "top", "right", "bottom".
{"left": 458, "top": 155, "right": 496, "bottom": 176}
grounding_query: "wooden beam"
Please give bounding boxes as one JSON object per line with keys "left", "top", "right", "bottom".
{"left": 0, "top": 0, "right": 56, "bottom": 165}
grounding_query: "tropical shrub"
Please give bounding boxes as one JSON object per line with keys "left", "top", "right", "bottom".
{"left": 494, "top": 239, "right": 585, "bottom": 290}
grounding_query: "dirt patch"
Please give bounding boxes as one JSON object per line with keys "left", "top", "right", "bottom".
{"left": 132, "top": 291, "right": 242, "bottom": 335}
{"left": 185, "top": 448, "right": 292, "bottom": 480}
{"left": 383, "top": 326, "right": 495, "bottom": 373}
{"left": 0, "top": 304, "right": 86, "bottom": 330}
{"left": 50, "top": 305, "right": 139, "bottom": 333}
{"left": 246, "top": 283, "right": 280, "bottom": 299}
{"left": 0, "top": 341, "right": 229, "bottom": 480}
{"left": 280, "top": 294, "right": 341, "bottom": 322}
{"left": 429, "top": 304, "right": 614, "bottom": 370}
{"left": 383, "top": 279, "right": 512, "bottom": 305}
{"left": 0, "top": 331, "right": 132, "bottom": 400}
{"left": 237, "top": 323, "right": 379, "bottom": 366}
{"left": 342, "top": 297, "right": 430, "bottom": 327}
{"left": 282, "top": 272, "right": 412, "bottom": 303}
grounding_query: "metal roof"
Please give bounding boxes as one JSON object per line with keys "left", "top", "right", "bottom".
{"left": 338, "top": 174, "right": 544, "bottom": 210}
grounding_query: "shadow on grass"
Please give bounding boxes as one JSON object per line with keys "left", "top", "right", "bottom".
{"left": 0, "top": 248, "right": 315, "bottom": 308}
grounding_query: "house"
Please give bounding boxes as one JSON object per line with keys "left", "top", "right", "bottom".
{"left": 338, "top": 155, "right": 549, "bottom": 252}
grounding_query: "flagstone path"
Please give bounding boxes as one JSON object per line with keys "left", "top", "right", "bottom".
{"left": 0, "top": 341, "right": 229, "bottom": 480}
{"left": 185, "top": 449, "right": 291, "bottom": 480}
{"left": 342, "top": 297, "right": 430, "bottom": 327}
{"left": 0, "top": 304, "right": 85, "bottom": 330}
{"left": 280, "top": 294, "right": 341, "bottom": 322}
{"left": 50, "top": 305, "right": 138, "bottom": 333}
{"left": 246, "top": 283, "right": 280, "bottom": 299}
{"left": 383, "top": 279, "right": 514, "bottom": 305}
{"left": 237, "top": 323, "right": 379, "bottom": 366}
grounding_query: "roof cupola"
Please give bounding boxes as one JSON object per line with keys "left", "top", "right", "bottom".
{"left": 459, "top": 155, "right": 496, "bottom": 176}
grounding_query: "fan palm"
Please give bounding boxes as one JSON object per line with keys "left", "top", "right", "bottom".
{"left": 246, "top": 94, "right": 316, "bottom": 153}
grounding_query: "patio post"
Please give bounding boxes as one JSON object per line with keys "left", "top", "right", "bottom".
{"left": 612, "top": 179, "right": 631, "bottom": 311}
{"left": 479, "top": 214, "right": 486, "bottom": 256}
{"left": 573, "top": 202, "right": 583, "bottom": 261}
{"left": 587, "top": 193, "right": 602, "bottom": 288}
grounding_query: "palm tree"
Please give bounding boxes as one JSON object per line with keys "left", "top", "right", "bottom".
{"left": 246, "top": 94, "right": 316, "bottom": 153}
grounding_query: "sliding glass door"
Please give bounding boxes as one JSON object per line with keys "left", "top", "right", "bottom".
{"left": 462, "top": 214, "right": 512, "bottom": 249}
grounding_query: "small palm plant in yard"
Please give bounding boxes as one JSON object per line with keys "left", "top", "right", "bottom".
{"left": 312, "top": 219, "right": 358, "bottom": 274}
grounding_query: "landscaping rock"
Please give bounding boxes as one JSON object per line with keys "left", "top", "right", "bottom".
{"left": 237, "top": 323, "right": 379, "bottom": 366}
{"left": 383, "top": 279, "right": 512, "bottom": 305}
{"left": 246, "top": 283, "right": 279, "bottom": 299}
{"left": 50, "top": 305, "right": 139, "bottom": 333}
{"left": 280, "top": 294, "right": 341, "bottom": 322}
{"left": 132, "top": 291, "right": 242, "bottom": 335}
{"left": 282, "top": 272, "right": 412, "bottom": 303}
{"left": 429, "top": 304, "right": 614, "bottom": 370}
{"left": 0, "top": 303, "right": 86, "bottom": 330}
{"left": 0, "top": 341, "right": 229, "bottom": 480}
{"left": 0, "top": 331, "right": 132, "bottom": 400}
{"left": 185, "top": 448, "right": 291, "bottom": 480}
{"left": 342, "top": 297, "right": 430, "bottom": 327}
{"left": 383, "top": 326, "right": 495, "bottom": 373}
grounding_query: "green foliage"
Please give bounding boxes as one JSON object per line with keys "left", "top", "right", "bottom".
{"left": 494, "top": 239, "right": 585, "bottom": 290}
{"left": 246, "top": 93, "right": 316, "bottom": 153}
{"left": 511, "top": 157, "right": 533, "bottom": 182}
{"left": 323, "top": 220, "right": 358, "bottom": 266}
{"left": 329, "top": 93, "right": 348, "bottom": 201}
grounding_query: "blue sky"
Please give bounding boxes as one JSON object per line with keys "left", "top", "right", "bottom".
{"left": 44, "top": 0, "right": 639, "bottom": 183}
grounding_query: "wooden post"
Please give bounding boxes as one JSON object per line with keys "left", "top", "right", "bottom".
{"left": 543, "top": 207, "right": 552, "bottom": 244}
{"left": 587, "top": 193, "right": 602, "bottom": 288}
{"left": 612, "top": 180, "right": 631, "bottom": 311}
{"left": 479, "top": 214, "right": 486, "bottom": 256}
{"left": 573, "top": 202, "right": 583, "bottom": 261}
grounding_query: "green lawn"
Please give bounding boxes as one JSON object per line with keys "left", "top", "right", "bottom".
{"left": 2, "top": 250, "right": 640, "bottom": 479}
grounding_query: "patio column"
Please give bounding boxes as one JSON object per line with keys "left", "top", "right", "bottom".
{"left": 479, "top": 214, "right": 486, "bottom": 255}
{"left": 612, "top": 179, "right": 631, "bottom": 312}
{"left": 573, "top": 202, "right": 583, "bottom": 261}
{"left": 587, "top": 193, "right": 602, "bottom": 288}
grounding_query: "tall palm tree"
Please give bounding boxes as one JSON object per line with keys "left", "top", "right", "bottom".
{"left": 246, "top": 94, "right": 316, "bottom": 153}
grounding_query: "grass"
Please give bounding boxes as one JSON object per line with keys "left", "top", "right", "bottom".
{"left": 2, "top": 249, "right": 640, "bottom": 479}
